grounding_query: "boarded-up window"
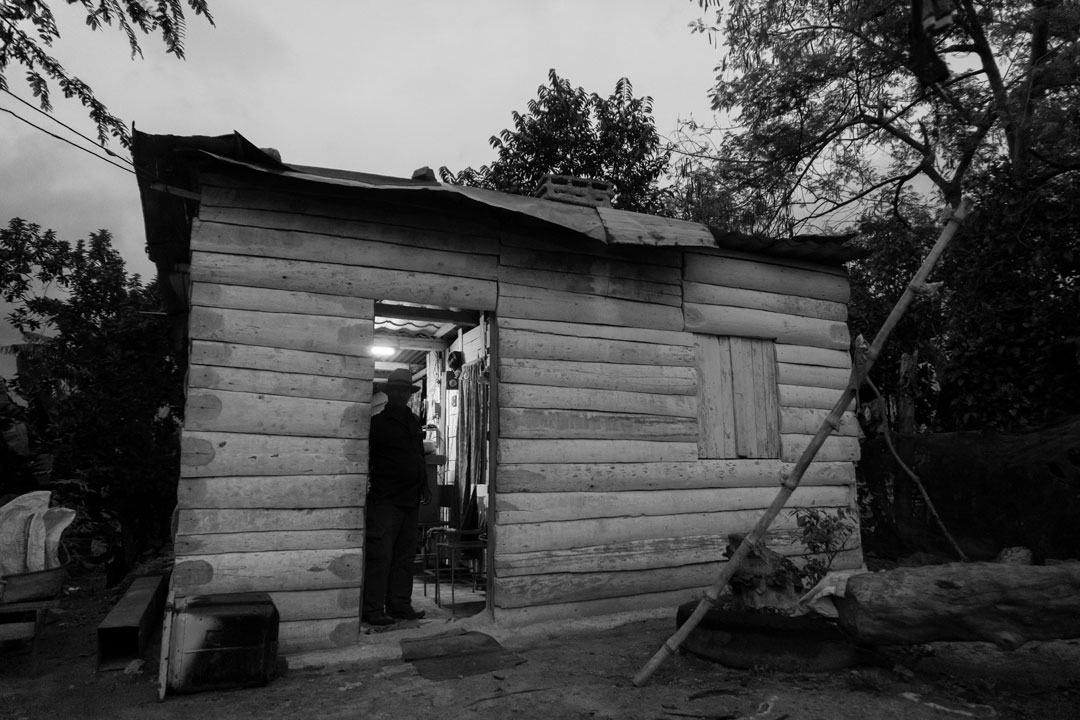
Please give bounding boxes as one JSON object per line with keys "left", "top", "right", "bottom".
{"left": 695, "top": 335, "right": 780, "bottom": 459}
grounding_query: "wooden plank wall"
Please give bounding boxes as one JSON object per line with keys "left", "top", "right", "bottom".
{"left": 684, "top": 251, "right": 861, "bottom": 464}
{"left": 491, "top": 238, "right": 862, "bottom": 626}
{"left": 177, "top": 174, "right": 499, "bottom": 653}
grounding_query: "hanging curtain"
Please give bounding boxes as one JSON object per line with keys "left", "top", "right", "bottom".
{"left": 454, "top": 360, "right": 488, "bottom": 532}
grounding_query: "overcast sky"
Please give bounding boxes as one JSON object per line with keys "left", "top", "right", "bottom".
{"left": 0, "top": 1, "right": 724, "bottom": 377}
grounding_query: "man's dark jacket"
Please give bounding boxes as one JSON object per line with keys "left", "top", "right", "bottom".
{"left": 367, "top": 404, "right": 427, "bottom": 507}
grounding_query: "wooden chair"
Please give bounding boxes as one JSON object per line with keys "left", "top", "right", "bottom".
{"left": 419, "top": 484, "right": 455, "bottom": 593}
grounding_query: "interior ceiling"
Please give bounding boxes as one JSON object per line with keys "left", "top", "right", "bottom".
{"left": 373, "top": 301, "right": 479, "bottom": 378}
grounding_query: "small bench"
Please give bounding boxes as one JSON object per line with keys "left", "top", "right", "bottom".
{"left": 97, "top": 574, "right": 168, "bottom": 670}
{"left": 0, "top": 598, "right": 60, "bottom": 656}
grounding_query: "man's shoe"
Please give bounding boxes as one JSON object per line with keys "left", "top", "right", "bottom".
{"left": 387, "top": 607, "right": 425, "bottom": 621}
{"left": 362, "top": 612, "right": 395, "bottom": 626}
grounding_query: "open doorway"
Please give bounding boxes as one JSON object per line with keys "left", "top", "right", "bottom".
{"left": 368, "top": 301, "right": 492, "bottom": 626}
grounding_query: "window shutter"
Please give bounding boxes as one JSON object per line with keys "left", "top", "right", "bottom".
{"left": 695, "top": 335, "right": 779, "bottom": 459}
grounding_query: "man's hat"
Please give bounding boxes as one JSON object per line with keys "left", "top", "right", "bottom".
{"left": 376, "top": 368, "right": 421, "bottom": 394}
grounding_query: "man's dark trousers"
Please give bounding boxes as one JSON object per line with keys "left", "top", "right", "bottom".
{"left": 363, "top": 502, "right": 420, "bottom": 615}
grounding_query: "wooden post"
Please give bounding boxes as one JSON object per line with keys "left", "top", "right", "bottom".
{"left": 632, "top": 198, "right": 975, "bottom": 686}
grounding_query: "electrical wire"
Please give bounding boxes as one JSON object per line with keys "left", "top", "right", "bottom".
{"left": 0, "top": 104, "right": 136, "bottom": 176}
{"left": 1, "top": 86, "right": 136, "bottom": 169}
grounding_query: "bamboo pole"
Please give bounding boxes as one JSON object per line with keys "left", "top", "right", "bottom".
{"left": 632, "top": 197, "right": 974, "bottom": 686}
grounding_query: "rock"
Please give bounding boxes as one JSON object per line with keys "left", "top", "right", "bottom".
{"left": 725, "top": 533, "right": 803, "bottom": 613}
{"left": 994, "top": 547, "right": 1033, "bottom": 564}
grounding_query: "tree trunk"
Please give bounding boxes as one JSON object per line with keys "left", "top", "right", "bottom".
{"left": 835, "top": 561, "right": 1080, "bottom": 650}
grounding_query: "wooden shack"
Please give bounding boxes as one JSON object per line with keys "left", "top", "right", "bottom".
{"left": 134, "top": 131, "right": 865, "bottom": 654}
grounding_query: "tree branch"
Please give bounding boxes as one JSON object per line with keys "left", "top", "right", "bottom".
{"left": 957, "top": 0, "right": 1018, "bottom": 165}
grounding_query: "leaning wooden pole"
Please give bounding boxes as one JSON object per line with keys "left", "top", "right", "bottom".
{"left": 632, "top": 197, "right": 975, "bottom": 687}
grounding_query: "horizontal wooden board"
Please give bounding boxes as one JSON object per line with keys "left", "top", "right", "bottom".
{"left": 190, "top": 281, "right": 374, "bottom": 318}
{"left": 494, "top": 548, "right": 865, "bottom": 609}
{"left": 684, "top": 303, "right": 850, "bottom": 351}
{"left": 775, "top": 344, "right": 851, "bottom": 369}
{"left": 494, "top": 528, "right": 861, "bottom": 577}
{"left": 497, "top": 317, "right": 695, "bottom": 347}
{"left": 778, "top": 384, "right": 847, "bottom": 410}
{"left": 780, "top": 407, "right": 860, "bottom": 436}
{"left": 192, "top": 220, "right": 499, "bottom": 280}
{"left": 185, "top": 389, "right": 369, "bottom": 439}
{"left": 491, "top": 587, "right": 700, "bottom": 628}
{"left": 495, "top": 485, "right": 850, "bottom": 524}
{"left": 190, "top": 340, "right": 372, "bottom": 380}
{"left": 498, "top": 265, "right": 680, "bottom": 306}
{"left": 494, "top": 563, "right": 720, "bottom": 608}
{"left": 498, "top": 358, "right": 697, "bottom": 395}
{"left": 494, "top": 459, "right": 855, "bottom": 493}
{"left": 191, "top": 251, "right": 498, "bottom": 310}
{"left": 189, "top": 305, "right": 372, "bottom": 356}
{"left": 181, "top": 431, "right": 365, "bottom": 477}
{"left": 174, "top": 529, "right": 364, "bottom": 555}
{"left": 499, "top": 408, "right": 698, "bottom": 442}
{"left": 684, "top": 253, "right": 850, "bottom": 303}
{"left": 499, "top": 244, "right": 681, "bottom": 284}
{"left": 499, "top": 383, "right": 696, "bottom": 418}
{"left": 197, "top": 198, "right": 496, "bottom": 260}
{"left": 497, "top": 507, "right": 805, "bottom": 554}
{"left": 498, "top": 283, "right": 683, "bottom": 331}
{"left": 496, "top": 534, "right": 730, "bottom": 577}
{"left": 176, "top": 507, "right": 363, "bottom": 535}
{"left": 499, "top": 328, "right": 696, "bottom": 366}
{"left": 683, "top": 282, "right": 847, "bottom": 321}
{"left": 171, "top": 548, "right": 363, "bottom": 596}
{"left": 499, "top": 228, "right": 682, "bottom": 267}
{"left": 687, "top": 244, "right": 851, "bottom": 277}
{"left": 178, "top": 474, "right": 365, "bottom": 509}
{"left": 277, "top": 618, "right": 359, "bottom": 654}
{"left": 778, "top": 363, "right": 851, "bottom": 391}
{"left": 200, "top": 179, "right": 500, "bottom": 243}
{"left": 781, "top": 434, "right": 861, "bottom": 463}
{"left": 0, "top": 622, "right": 36, "bottom": 642}
{"left": 269, "top": 587, "right": 362, "bottom": 622}
{"left": 188, "top": 364, "right": 371, "bottom": 402}
{"left": 498, "top": 439, "right": 699, "bottom": 465}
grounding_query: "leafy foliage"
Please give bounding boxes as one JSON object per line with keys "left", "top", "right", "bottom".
{"left": 0, "top": 0, "right": 214, "bottom": 148}
{"left": 790, "top": 507, "right": 857, "bottom": 587}
{"left": 441, "top": 69, "right": 672, "bottom": 214}
{"left": 935, "top": 168, "right": 1080, "bottom": 429}
{"left": 1, "top": 219, "right": 184, "bottom": 554}
{"left": 849, "top": 169, "right": 1080, "bottom": 432}
{"left": 680, "top": 0, "right": 1080, "bottom": 234}
{"left": 847, "top": 205, "right": 949, "bottom": 431}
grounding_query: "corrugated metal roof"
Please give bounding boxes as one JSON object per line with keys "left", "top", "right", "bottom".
{"left": 134, "top": 131, "right": 867, "bottom": 278}
{"left": 196, "top": 149, "right": 865, "bottom": 264}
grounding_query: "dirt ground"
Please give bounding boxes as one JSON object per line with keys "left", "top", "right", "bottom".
{"left": 2, "top": 567, "right": 1079, "bottom": 720}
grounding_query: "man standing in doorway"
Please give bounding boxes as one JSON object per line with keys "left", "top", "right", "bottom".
{"left": 363, "top": 368, "right": 432, "bottom": 625}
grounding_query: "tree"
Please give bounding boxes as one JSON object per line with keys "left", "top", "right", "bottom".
{"left": 848, "top": 168, "right": 1080, "bottom": 434}
{"left": 0, "top": 0, "right": 214, "bottom": 148}
{"left": 440, "top": 69, "right": 673, "bottom": 215}
{"left": 1, "top": 219, "right": 185, "bottom": 566}
{"left": 934, "top": 167, "right": 1080, "bottom": 430}
{"left": 682, "top": 0, "right": 1080, "bottom": 235}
